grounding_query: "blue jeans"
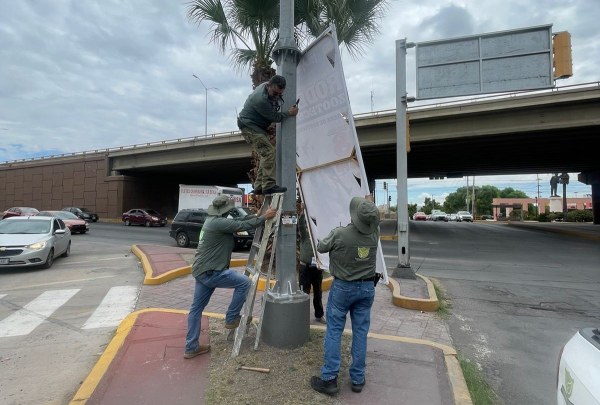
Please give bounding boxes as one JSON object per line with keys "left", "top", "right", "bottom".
{"left": 185, "top": 269, "right": 250, "bottom": 352}
{"left": 321, "top": 278, "right": 375, "bottom": 384}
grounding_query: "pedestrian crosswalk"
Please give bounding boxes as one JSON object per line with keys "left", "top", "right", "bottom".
{"left": 0, "top": 286, "right": 139, "bottom": 338}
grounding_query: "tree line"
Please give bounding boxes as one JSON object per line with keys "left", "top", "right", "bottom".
{"left": 407, "top": 186, "right": 529, "bottom": 217}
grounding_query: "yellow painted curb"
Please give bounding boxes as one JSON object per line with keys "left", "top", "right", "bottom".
{"left": 387, "top": 274, "right": 439, "bottom": 312}
{"left": 380, "top": 235, "right": 398, "bottom": 241}
{"left": 131, "top": 245, "right": 248, "bottom": 285}
{"left": 69, "top": 308, "right": 187, "bottom": 405}
{"left": 71, "top": 309, "right": 470, "bottom": 405}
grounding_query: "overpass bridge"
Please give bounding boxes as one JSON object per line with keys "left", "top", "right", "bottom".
{"left": 105, "top": 83, "right": 600, "bottom": 182}
{"left": 1, "top": 83, "right": 599, "bottom": 220}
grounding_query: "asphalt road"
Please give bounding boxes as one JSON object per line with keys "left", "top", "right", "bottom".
{"left": 381, "top": 220, "right": 600, "bottom": 405}
{"left": 0, "top": 222, "right": 163, "bottom": 405}
{"left": 2, "top": 221, "right": 597, "bottom": 404}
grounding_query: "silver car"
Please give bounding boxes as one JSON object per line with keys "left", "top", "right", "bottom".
{"left": 0, "top": 216, "right": 71, "bottom": 269}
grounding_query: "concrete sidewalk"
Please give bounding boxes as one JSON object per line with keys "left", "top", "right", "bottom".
{"left": 70, "top": 244, "right": 472, "bottom": 405}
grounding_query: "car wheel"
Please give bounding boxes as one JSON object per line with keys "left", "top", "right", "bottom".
{"left": 42, "top": 248, "right": 55, "bottom": 269}
{"left": 145, "top": 220, "right": 151, "bottom": 227}
{"left": 176, "top": 232, "right": 189, "bottom": 248}
{"left": 62, "top": 242, "right": 71, "bottom": 257}
{"left": 125, "top": 219, "right": 131, "bottom": 226}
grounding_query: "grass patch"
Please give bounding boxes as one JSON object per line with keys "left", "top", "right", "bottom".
{"left": 431, "top": 278, "right": 450, "bottom": 318}
{"left": 458, "top": 354, "right": 498, "bottom": 405}
{"left": 205, "top": 320, "right": 351, "bottom": 405}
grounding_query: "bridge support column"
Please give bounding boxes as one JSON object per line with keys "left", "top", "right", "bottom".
{"left": 578, "top": 171, "right": 600, "bottom": 225}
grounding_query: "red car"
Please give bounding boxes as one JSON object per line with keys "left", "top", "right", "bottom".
{"left": 122, "top": 208, "right": 167, "bottom": 227}
{"left": 37, "top": 211, "right": 89, "bottom": 234}
{"left": 2, "top": 207, "right": 39, "bottom": 219}
{"left": 412, "top": 211, "right": 427, "bottom": 221}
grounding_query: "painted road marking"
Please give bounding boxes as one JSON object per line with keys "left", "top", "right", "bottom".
{"left": 0, "top": 294, "right": 6, "bottom": 300}
{"left": 0, "top": 289, "right": 80, "bottom": 337}
{"left": 82, "top": 286, "right": 138, "bottom": 329}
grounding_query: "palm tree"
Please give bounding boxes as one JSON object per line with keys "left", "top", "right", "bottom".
{"left": 187, "top": 0, "right": 388, "bottom": 87}
{"left": 186, "top": 0, "right": 388, "bottom": 269}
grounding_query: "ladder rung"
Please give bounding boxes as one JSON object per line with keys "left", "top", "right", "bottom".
{"left": 252, "top": 241, "right": 262, "bottom": 249}
{"left": 245, "top": 265, "right": 256, "bottom": 274}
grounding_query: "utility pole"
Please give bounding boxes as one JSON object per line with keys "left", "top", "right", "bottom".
{"left": 261, "top": 0, "right": 309, "bottom": 349}
{"left": 471, "top": 176, "right": 476, "bottom": 216}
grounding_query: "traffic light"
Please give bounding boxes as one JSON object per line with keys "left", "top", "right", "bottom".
{"left": 388, "top": 196, "right": 392, "bottom": 202}
{"left": 383, "top": 181, "right": 387, "bottom": 190}
{"left": 553, "top": 31, "right": 573, "bottom": 79}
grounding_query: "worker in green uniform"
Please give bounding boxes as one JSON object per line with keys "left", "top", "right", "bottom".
{"left": 184, "top": 195, "right": 277, "bottom": 359}
{"left": 237, "top": 75, "right": 298, "bottom": 195}
{"left": 297, "top": 202, "right": 325, "bottom": 324}
{"left": 310, "top": 196, "right": 380, "bottom": 395}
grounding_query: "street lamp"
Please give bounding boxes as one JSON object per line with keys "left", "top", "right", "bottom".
{"left": 192, "top": 74, "right": 218, "bottom": 135}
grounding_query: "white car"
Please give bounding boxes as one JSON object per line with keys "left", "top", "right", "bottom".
{"left": 0, "top": 216, "right": 71, "bottom": 269}
{"left": 457, "top": 211, "right": 473, "bottom": 222}
{"left": 557, "top": 328, "right": 600, "bottom": 405}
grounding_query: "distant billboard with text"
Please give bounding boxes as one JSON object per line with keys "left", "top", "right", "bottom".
{"left": 416, "top": 24, "right": 554, "bottom": 99}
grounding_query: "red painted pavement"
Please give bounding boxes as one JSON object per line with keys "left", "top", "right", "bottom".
{"left": 86, "top": 312, "right": 210, "bottom": 405}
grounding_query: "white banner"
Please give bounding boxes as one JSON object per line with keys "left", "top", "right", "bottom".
{"left": 296, "top": 26, "right": 388, "bottom": 283}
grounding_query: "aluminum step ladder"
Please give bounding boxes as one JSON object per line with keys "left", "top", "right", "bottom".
{"left": 231, "top": 193, "right": 284, "bottom": 357}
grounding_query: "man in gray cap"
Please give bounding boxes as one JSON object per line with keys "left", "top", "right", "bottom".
{"left": 310, "top": 196, "right": 380, "bottom": 395}
{"left": 184, "top": 195, "right": 277, "bottom": 359}
{"left": 238, "top": 75, "right": 299, "bottom": 195}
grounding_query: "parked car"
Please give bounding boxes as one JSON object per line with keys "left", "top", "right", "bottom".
{"left": 169, "top": 208, "right": 208, "bottom": 248}
{"left": 431, "top": 211, "right": 448, "bottom": 222}
{"left": 227, "top": 207, "right": 257, "bottom": 249}
{"left": 2, "top": 207, "right": 39, "bottom": 219}
{"left": 557, "top": 328, "right": 600, "bottom": 405}
{"left": 412, "top": 212, "right": 427, "bottom": 221}
{"left": 169, "top": 207, "right": 255, "bottom": 249}
{"left": 0, "top": 216, "right": 71, "bottom": 269}
{"left": 62, "top": 207, "right": 99, "bottom": 222}
{"left": 457, "top": 211, "right": 474, "bottom": 222}
{"left": 122, "top": 209, "right": 167, "bottom": 227}
{"left": 447, "top": 213, "right": 459, "bottom": 222}
{"left": 37, "top": 211, "right": 89, "bottom": 234}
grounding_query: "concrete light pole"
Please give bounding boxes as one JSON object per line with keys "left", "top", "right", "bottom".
{"left": 393, "top": 38, "right": 416, "bottom": 279}
{"left": 192, "top": 74, "right": 218, "bottom": 135}
{"left": 260, "top": 0, "right": 309, "bottom": 349}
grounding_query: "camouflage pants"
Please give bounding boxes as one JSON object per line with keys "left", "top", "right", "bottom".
{"left": 241, "top": 127, "right": 275, "bottom": 191}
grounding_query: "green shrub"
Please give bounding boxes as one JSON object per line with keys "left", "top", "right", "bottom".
{"left": 538, "top": 212, "right": 550, "bottom": 222}
{"left": 566, "top": 210, "right": 593, "bottom": 222}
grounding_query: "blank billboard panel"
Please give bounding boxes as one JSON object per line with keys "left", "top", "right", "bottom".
{"left": 416, "top": 24, "right": 553, "bottom": 99}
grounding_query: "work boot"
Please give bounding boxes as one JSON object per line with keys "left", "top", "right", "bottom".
{"left": 250, "top": 188, "right": 263, "bottom": 195}
{"left": 351, "top": 378, "right": 365, "bottom": 393}
{"left": 310, "top": 376, "right": 339, "bottom": 395}
{"left": 263, "top": 185, "right": 287, "bottom": 194}
{"left": 184, "top": 344, "right": 211, "bottom": 359}
{"left": 224, "top": 316, "right": 253, "bottom": 329}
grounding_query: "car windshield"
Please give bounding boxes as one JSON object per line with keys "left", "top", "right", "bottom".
{"left": 80, "top": 208, "right": 90, "bottom": 213}
{"left": 54, "top": 211, "right": 78, "bottom": 220}
{"left": 21, "top": 208, "right": 39, "bottom": 215}
{"left": 145, "top": 209, "right": 160, "bottom": 216}
{"left": 458, "top": 211, "right": 470, "bottom": 215}
{"left": 0, "top": 220, "right": 51, "bottom": 234}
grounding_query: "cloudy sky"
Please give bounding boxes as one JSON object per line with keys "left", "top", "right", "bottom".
{"left": 1, "top": 0, "right": 597, "bottom": 205}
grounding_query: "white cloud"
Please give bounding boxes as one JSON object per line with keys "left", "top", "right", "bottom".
{"left": 0, "top": 0, "right": 598, "bottom": 185}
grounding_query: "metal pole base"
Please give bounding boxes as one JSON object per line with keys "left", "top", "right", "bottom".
{"left": 261, "top": 294, "right": 310, "bottom": 349}
{"left": 391, "top": 265, "right": 416, "bottom": 279}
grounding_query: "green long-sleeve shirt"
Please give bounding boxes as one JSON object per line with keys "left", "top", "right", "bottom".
{"left": 191, "top": 215, "right": 265, "bottom": 277}
{"left": 237, "top": 82, "right": 289, "bottom": 134}
{"left": 317, "top": 223, "right": 379, "bottom": 281}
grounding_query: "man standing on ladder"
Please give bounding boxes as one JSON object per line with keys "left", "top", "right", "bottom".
{"left": 184, "top": 195, "right": 277, "bottom": 359}
{"left": 238, "top": 75, "right": 299, "bottom": 195}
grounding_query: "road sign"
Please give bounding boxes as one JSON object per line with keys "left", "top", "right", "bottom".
{"left": 416, "top": 24, "right": 554, "bottom": 99}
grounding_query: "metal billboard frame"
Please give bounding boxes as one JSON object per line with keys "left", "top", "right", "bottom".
{"left": 415, "top": 24, "right": 554, "bottom": 99}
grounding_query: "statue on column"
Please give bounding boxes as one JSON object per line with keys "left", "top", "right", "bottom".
{"left": 550, "top": 173, "right": 559, "bottom": 197}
